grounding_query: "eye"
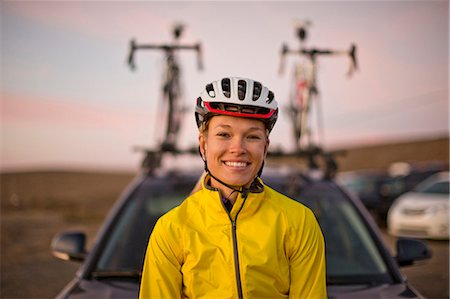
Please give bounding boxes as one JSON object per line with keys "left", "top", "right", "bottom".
{"left": 247, "top": 134, "right": 263, "bottom": 140}
{"left": 216, "top": 132, "right": 231, "bottom": 138}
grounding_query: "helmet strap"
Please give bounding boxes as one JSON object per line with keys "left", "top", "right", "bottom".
{"left": 197, "top": 146, "right": 249, "bottom": 199}
{"left": 257, "top": 161, "right": 265, "bottom": 177}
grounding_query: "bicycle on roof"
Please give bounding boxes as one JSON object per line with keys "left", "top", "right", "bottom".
{"left": 279, "top": 20, "right": 358, "bottom": 152}
{"left": 127, "top": 23, "right": 203, "bottom": 171}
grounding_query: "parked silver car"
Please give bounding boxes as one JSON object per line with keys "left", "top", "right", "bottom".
{"left": 388, "top": 171, "right": 449, "bottom": 240}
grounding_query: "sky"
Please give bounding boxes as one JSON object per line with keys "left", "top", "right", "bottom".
{"left": 1, "top": 1, "right": 448, "bottom": 172}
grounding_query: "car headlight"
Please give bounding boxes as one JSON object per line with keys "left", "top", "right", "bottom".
{"left": 428, "top": 203, "right": 449, "bottom": 215}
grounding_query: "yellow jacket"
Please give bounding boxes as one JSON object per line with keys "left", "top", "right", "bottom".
{"left": 140, "top": 178, "right": 327, "bottom": 299}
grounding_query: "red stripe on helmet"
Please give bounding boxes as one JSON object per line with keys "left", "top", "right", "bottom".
{"left": 204, "top": 102, "right": 276, "bottom": 119}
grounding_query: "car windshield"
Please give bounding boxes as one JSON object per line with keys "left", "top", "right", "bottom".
{"left": 94, "top": 174, "right": 393, "bottom": 285}
{"left": 95, "top": 175, "right": 195, "bottom": 274}
{"left": 292, "top": 181, "right": 392, "bottom": 285}
{"left": 418, "top": 181, "right": 449, "bottom": 195}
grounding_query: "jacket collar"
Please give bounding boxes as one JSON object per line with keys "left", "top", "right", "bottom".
{"left": 202, "top": 173, "right": 264, "bottom": 194}
{"left": 200, "top": 174, "right": 266, "bottom": 220}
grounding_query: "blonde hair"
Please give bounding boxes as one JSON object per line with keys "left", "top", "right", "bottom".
{"left": 199, "top": 120, "right": 209, "bottom": 136}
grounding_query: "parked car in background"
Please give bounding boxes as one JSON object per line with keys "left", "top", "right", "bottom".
{"left": 377, "top": 161, "right": 448, "bottom": 225}
{"left": 51, "top": 166, "right": 431, "bottom": 299}
{"left": 336, "top": 170, "right": 387, "bottom": 212}
{"left": 388, "top": 171, "right": 449, "bottom": 240}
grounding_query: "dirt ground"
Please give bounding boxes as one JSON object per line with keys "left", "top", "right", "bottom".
{"left": 2, "top": 210, "right": 96, "bottom": 298}
{"left": 1, "top": 171, "right": 449, "bottom": 299}
{"left": 1, "top": 171, "right": 134, "bottom": 298}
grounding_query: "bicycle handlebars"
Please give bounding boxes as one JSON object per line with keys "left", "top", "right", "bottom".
{"left": 348, "top": 43, "right": 358, "bottom": 76}
{"left": 279, "top": 43, "right": 358, "bottom": 76}
{"left": 127, "top": 39, "right": 137, "bottom": 70}
{"left": 127, "top": 39, "right": 203, "bottom": 71}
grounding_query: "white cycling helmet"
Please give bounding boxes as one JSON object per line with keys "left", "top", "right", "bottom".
{"left": 195, "top": 77, "right": 279, "bottom": 132}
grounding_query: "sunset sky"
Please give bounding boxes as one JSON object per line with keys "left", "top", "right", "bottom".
{"left": 1, "top": 1, "right": 448, "bottom": 171}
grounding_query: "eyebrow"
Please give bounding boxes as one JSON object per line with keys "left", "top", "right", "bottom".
{"left": 213, "top": 124, "right": 265, "bottom": 132}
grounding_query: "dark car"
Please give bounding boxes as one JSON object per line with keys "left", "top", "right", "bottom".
{"left": 52, "top": 167, "right": 430, "bottom": 299}
{"left": 336, "top": 170, "right": 387, "bottom": 211}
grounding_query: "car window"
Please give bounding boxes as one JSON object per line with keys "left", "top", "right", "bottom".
{"left": 287, "top": 181, "right": 393, "bottom": 285}
{"left": 420, "top": 181, "right": 450, "bottom": 194}
{"left": 95, "top": 177, "right": 193, "bottom": 273}
{"left": 339, "top": 176, "right": 376, "bottom": 195}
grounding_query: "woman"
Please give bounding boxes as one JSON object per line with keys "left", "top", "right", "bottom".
{"left": 139, "top": 77, "right": 327, "bottom": 299}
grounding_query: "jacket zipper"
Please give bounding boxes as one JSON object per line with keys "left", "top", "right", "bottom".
{"left": 226, "top": 194, "right": 247, "bottom": 299}
{"left": 232, "top": 219, "right": 244, "bottom": 299}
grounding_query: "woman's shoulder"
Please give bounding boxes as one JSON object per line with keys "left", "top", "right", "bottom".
{"left": 263, "top": 184, "right": 315, "bottom": 218}
{"left": 264, "top": 185, "right": 303, "bottom": 206}
{"left": 158, "top": 189, "right": 206, "bottom": 224}
{"left": 262, "top": 185, "right": 321, "bottom": 238}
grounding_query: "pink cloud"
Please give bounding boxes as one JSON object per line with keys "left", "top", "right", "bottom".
{"left": 2, "top": 93, "right": 149, "bottom": 131}
{"left": 5, "top": 2, "right": 172, "bottom": 42}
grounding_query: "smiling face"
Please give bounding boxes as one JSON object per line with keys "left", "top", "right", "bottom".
{"left": 199, "top": 115, "right": 269, "bottom": 195}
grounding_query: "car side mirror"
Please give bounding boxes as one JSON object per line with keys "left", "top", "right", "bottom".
{"left": 51, "top": 231, "right": 87, "bottom": 262}
{"left": 395, "top": 238, "right": 432, "bottom": 267}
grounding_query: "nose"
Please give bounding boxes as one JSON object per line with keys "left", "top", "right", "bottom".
{"left": 229, "top": 136, "right": 247, "bottom": 155}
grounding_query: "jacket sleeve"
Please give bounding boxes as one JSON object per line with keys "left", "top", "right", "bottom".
{"left": 139, "top": 217, "right": 183, "bottom": 299}
{"left": 288, "top": 208, "right": 327, "bottom": 299}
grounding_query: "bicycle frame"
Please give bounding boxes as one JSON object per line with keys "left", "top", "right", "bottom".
{"left": 127, "top": 24, "right": 203, "bottom": 171}
{"left": 278, "top": 21, "right": 358, "bottom": 178}
{"left": 279, "top": 23, "right": 358, "bottom": 152}
{"left": 288, "top": 59, "right": 317, "bottom": 150}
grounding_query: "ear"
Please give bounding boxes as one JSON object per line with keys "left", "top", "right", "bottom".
{"left": 198, "top": 133, "right": 206, "bottom": 158}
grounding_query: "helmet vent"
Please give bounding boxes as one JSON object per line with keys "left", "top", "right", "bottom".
{"left": 267, "top": 91, "right": 274, "bottom": 104}
{"left": 221, "top": 78, "right": 231, "bottom": 98}
{"left": 237, "top": 80, "right": 247, "bottom": 100}
{"left": 196, "top": 97, "right": 205, "bottom": 108}
{"left": 206, "top": 83, "right": 215, "bottom": 97}
{"left": 209, "top": 102, "right": 270, "bottom": 115}
{"left": 252, "top": 81, "right": 262, "bottom": 101}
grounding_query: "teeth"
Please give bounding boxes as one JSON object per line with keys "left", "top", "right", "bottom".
{"left": 225, "top": 161, "right": 247, "bottom": 167}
